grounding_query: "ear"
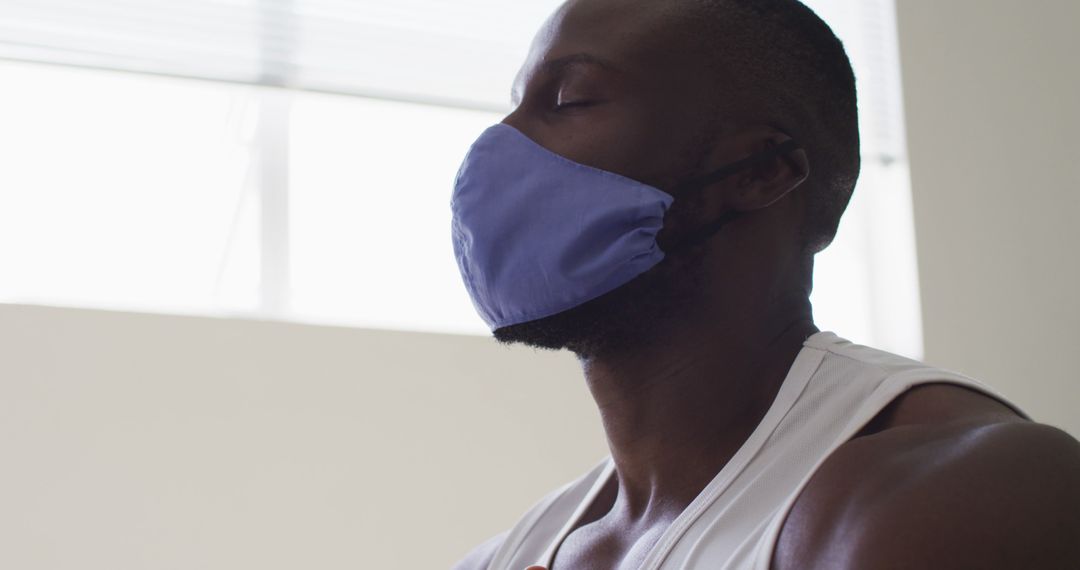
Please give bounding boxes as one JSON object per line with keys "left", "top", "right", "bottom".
{"left": 729, "top": 132, "right": 810, "bottom": 212}
{"left": 655, "top": 126, "right": 810, "bottom": 252}
{"left": 696, "top": 125, "right": 810, "bottom": 213}
{"left": 734, "top": 139, "right": 809, "bottom": 211}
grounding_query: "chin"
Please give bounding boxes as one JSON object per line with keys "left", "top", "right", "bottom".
{"left": 491, "top": 261, "right": 698, "bottom": 358}
{"left": 492, "top": 309, "right": 602, "bottom": 355}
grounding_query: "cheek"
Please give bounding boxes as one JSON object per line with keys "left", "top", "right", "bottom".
{"left": 617, "top": 100, "right": 712, "bottom": 190}
{"left": 543, "top": 105, "right": 659, "bottom": 181}
{"left": 527, "top": 97, "right": 705, "bottom": 190}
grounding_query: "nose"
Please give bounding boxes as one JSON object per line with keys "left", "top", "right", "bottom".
{"left": 501, "top": 106, "right": 526, "bottom": 132}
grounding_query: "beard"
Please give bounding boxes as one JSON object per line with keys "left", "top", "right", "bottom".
{"left": 492, "top": 244, "right": 710, "bottom": 359}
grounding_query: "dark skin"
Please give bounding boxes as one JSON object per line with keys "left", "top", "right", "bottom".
{"left": 453, "top": 1, "right": 1080, "bottom": 569}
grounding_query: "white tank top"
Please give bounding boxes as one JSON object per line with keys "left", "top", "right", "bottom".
{"left": 485, "top": 331, "right": 1028, "bottom": 570}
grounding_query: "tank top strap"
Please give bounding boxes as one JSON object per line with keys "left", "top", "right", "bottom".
{"left": 487, "top": 455, "right": 611, "bottom": 570}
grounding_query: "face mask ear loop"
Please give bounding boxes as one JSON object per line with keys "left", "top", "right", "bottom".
{"left": 680, "top": 139, "right": 803, "bottom": 194}
{"left": 662, "top": 139, "right": 803, "bottom": 254}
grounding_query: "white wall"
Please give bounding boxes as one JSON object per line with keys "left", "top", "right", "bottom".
{"left": 0, "top": 303, "right": 607, "bottom": 569}
{"left": 896, "top": 0, "right": 1080, "bottom": 436}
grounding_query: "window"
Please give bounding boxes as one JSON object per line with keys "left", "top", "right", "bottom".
{"left": 0, "top": 62, "right": 263, "bottom": 314}
{"left": 0, "top": 0, "right": 922, "bottom": 357}
{"left": 289, "top": 94, "right": 498, "bottom": 333}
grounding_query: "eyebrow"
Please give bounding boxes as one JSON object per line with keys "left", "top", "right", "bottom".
{"left": 538, "top": 53, "right": 622, "bottom": 76}
{"left": 511, "top": 53, "right": 622, "bottom": 106}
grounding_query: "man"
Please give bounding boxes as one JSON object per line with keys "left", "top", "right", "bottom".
{"left": 449, "top": 0, "right": 1080, "bottom": 568}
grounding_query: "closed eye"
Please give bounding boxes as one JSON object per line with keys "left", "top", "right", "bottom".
{"left": 552, "top": 100, "right": 598, "bottom": 112}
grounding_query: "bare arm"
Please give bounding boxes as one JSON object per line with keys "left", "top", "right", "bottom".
{"left": 852, "top": 422, "right": 1080, "bottom": 569}
{"left": 779, "top": 421, "right": 1080, "bottom": 569}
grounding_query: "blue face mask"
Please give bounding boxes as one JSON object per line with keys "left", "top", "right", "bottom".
{"left": 450, "top": 123, "right": 799, "bottom": 332}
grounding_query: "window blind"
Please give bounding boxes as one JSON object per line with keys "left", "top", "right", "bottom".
{"left": 0, "top": 0, "right": 553, "bottom": 110}
{"left": 0, "top": 0, "right": 905, "bottom": 160}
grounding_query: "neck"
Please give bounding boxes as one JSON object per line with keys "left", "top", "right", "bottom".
{"left": 577, "top": 302, "right": 817, "bottom": 525}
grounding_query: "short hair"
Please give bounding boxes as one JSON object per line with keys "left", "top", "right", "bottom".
{"left": 684, "top": 0, "right": 861, "bottom": 253}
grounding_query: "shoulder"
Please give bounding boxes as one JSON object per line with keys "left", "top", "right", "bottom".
{"left": 775, "top": 412, "right": 1080, "bottom": 569}
{"left": 451, "top": 528, "right": 510, "bottom": 570}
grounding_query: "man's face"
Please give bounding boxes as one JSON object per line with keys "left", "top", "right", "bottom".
{"left": 492, "top": 0, "right": 726, "bottom": 356}
{"left": 503, "top": 0, "right": 711, "bottom": 195}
